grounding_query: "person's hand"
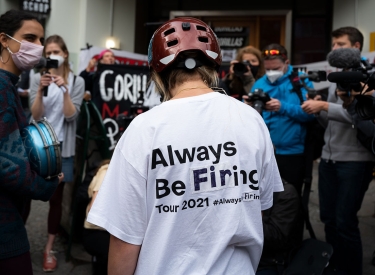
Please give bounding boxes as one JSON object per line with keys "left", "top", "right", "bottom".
{"left": 265, "top": 98, "right": 281, "bottom": 112}
{"left": 38, "top": 73, "right": 53, "bottom": 95}
{"left": 18, "top": 90, "right": 29, "bottom": 98}
{"left": 227, "top": 60, "right": 238, "bottom": 79}
{"left": 50, "top": 74, "right": 65, "bottom": 87}
{"left": 242, "top": 95, "right": 253, "bottom": 106}
{"left": 86, "top": 58, "right": 97, "bottom": 72}
{"left": 39, "top": 73, "right": 53, "bottom": 87}
{"left": 83, "top": 91, "right": 91, "bottom": 101}
{"left": 301, "top": 100, "right": 328, "bottom": 114}
{"left": 58, "top": 173, "right": 64, "bottom": 184}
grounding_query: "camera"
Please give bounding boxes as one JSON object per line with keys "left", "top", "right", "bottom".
{"left": 246, "top": 88, "right": 271, "bottom": 114}
{"left": 116, "top": 91, "right": 149, "bottom": 136}
{"left": 39, "top": 57, "right": 59, "bottom": 96}
{"left": 233, "top": 61, "right": 250, "bottom": 76}
{"left": 299, "top": 70, "right": 327, "bottom": 99}
{"left": 327, "top": 59, "right": 375, "bottom": 120}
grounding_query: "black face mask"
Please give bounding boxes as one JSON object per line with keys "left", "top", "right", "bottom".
{"left": 249, "top": 64, "right": 260, "bottom": 78}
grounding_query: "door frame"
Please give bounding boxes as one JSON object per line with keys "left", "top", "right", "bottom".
{"left": 170, "top": 10, "right": 292, "bottom": 58}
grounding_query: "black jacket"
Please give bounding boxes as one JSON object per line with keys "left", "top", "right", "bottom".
{"left": 258, "top": 182, "right": 303, "bottom": 271}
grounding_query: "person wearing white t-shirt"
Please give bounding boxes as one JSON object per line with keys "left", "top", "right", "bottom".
{"left": 87, "top": 17, "right": 283, "bottom": 275}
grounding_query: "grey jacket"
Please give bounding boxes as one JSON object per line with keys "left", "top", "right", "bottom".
{"left": 317, "top": 83, "right": 375, "bottom": 162}
{"left": 29, "top": 72, "right": 85, "bottom": 158}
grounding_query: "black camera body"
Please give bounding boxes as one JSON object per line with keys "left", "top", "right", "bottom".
{"left": 247, "top": 88, "right": 271, "bottom": 114}
{"left": 299, "top": 70, "right": 327, "bottom": 99}
{"left": 233, "top": 61, "right": 250, "bottom": 76}
{"left": 42, "top": 58, "right": 59, "bottom": 97}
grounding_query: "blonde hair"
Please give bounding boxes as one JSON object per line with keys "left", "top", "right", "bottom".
{"left": 151, "top": 66, "right": 219, "bottom": 102}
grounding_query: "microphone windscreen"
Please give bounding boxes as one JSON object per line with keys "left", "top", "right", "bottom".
{"left": 327, "top": 71, "right": 365, "bottom": 83}
{"left": 327, "top": 48, "right": 361, "bottom": 68}
{"left": 34, "top": 57, "right": 46, "bottom": 69}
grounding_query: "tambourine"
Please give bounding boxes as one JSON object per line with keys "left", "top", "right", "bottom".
{"left": 21, "top": 118, "right": 62, "bottom": 179}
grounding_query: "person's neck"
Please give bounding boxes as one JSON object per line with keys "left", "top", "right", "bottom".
{"left": 170, "top": 80, "right": 212, "bottom": 100}
{"left": 0, "top": 59, "right": 21, "bottom": 76}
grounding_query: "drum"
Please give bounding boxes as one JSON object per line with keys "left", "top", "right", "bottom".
{"left": 21, "top": 118, "right": 62, "bottom": 179}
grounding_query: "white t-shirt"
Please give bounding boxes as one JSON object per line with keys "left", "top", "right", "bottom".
{"left": 39, "top": 72, "right": 75, "bottom": 141}
{"left": 87, "top": 92, "right": 283, "bottom": 275}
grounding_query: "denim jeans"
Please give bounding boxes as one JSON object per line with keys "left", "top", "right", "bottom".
{"left": 319, "top": 159, "right": 374, "bottom": 275}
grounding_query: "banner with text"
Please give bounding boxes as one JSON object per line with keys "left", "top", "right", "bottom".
{"left": 92, "top": 64, "right": 160, "bottom": 150}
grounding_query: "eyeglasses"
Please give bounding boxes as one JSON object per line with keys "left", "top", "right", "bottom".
{"left": 263, "top": 49, "right": 287, "bottom": 59}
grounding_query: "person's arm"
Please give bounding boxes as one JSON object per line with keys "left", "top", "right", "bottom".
{"left": 29, "top": 73, "right": 45, "bottom": 120}
{"left": 302, "top": 82, "right": 354, "bottom": 124}
{"left": 64, "top": 75, "right": 85, "bottom": 122}
{"left": 0, "top": 104, "right": 59, "bottom": 200}
{"left": 108, "top": 235, "right": 141, "bottom": 275}
{"left": 79, "top": 69, "right": 94, "bottom": 94}
{"left": 275, "top": 99, "right": 316, "bottom": 122}
{"left": 262, "top": 184, "right": 300, "bottom": 251}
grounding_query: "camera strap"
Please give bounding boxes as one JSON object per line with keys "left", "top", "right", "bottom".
{"left": 288, "top": 70, "right": 317, "bottom": 240}
{"left": 288, "top": 70, "right": 304, "bottom": 105}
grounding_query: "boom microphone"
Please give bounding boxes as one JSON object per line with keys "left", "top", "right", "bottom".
{"left": 327, "top": 48, "right": 361, "bottom": 68}
{"left": 327, "top": 71, "right": 365, "bottom": 83}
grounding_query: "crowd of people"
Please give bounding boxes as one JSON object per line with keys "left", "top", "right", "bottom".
{"left": 1, "top": 8, "right": 375, "bottom": 275}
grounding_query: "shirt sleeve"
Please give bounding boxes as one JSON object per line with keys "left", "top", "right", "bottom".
{"left": 258, "top": 122, "right": 284, "bottom": 211}
{"left": 0, "top": 100, "right": 58, "bottom": 200}
{"left": 87, "top": 146, "right": 147, "bottom": 245}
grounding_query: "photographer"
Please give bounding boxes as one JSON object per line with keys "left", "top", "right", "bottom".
{"left": 247, "top": 43, "right": 315, "bottom": 196}
{"left": 219, "top": 45, "right": 265, "bottom": 100}
{"left": 301, "top": 26, "right": 374, "bottom": 274}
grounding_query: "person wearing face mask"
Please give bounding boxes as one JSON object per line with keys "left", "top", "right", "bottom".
{"left": 0, "top": 10, "right": 64, "bottom": 275}
{"left": 29, "top": 34, "right": 85, "bottom": 272}
{"left": 248, "top": 44, "right": 315, "bottom": 196}
{"left": 79, "top": 49, "right": 116, "bottom": 102}
{"left": 219, "top": 45, "right": 265, "bottom": 101}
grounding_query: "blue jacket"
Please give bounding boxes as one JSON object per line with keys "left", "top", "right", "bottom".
{"left": 251, "top": 65, "right": 315, "bottom": 155}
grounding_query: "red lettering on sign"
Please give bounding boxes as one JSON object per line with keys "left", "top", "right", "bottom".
{"left": 102, "top": 103, "right": 119, "bottom": 119}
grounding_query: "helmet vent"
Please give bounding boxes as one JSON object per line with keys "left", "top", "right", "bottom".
{"left": 198, "top": 36, "right": 209, "bottom": 43}
{"left": 167, "top": 39, "right": 178, "bottom": 47}
{"left": 196, "top": 25, "right": 207, "bottom": 31}
{"left": 164, "top": 28, "right": 175, "bottom": 36}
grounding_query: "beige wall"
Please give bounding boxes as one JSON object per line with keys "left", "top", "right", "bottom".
{"left": 44, "top": 0, "right": 136, "bottom": 73}
{"left": 0, "top": 0, "right": 18, "bottom": 12}
{"left": 333, "top": 0, "right": 375, "bottom": 53}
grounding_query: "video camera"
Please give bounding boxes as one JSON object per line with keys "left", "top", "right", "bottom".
{"left": 327, "top": 48, "right": 375, "bottom": 120}
{"left": 116, "top": 91, "right": 149, "bottom": 136}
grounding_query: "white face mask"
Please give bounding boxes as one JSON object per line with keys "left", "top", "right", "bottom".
{"left": 266, "top": 70, "right": 284, "bottom": 83}
{"left": 49, "top": 54, "right": 65, "bottom": 67}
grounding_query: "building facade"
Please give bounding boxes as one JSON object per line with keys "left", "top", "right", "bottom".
{"left": 0, "top": 0, "right": 374, "bottom": 73}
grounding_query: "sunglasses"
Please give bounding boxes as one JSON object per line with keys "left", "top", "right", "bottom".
{"left": 263, "top": 49, "right": 287, "bottom": 59}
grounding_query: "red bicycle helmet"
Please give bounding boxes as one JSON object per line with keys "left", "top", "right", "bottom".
{"left": 148, "top": 17, "right": 222, "bottom": 72}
